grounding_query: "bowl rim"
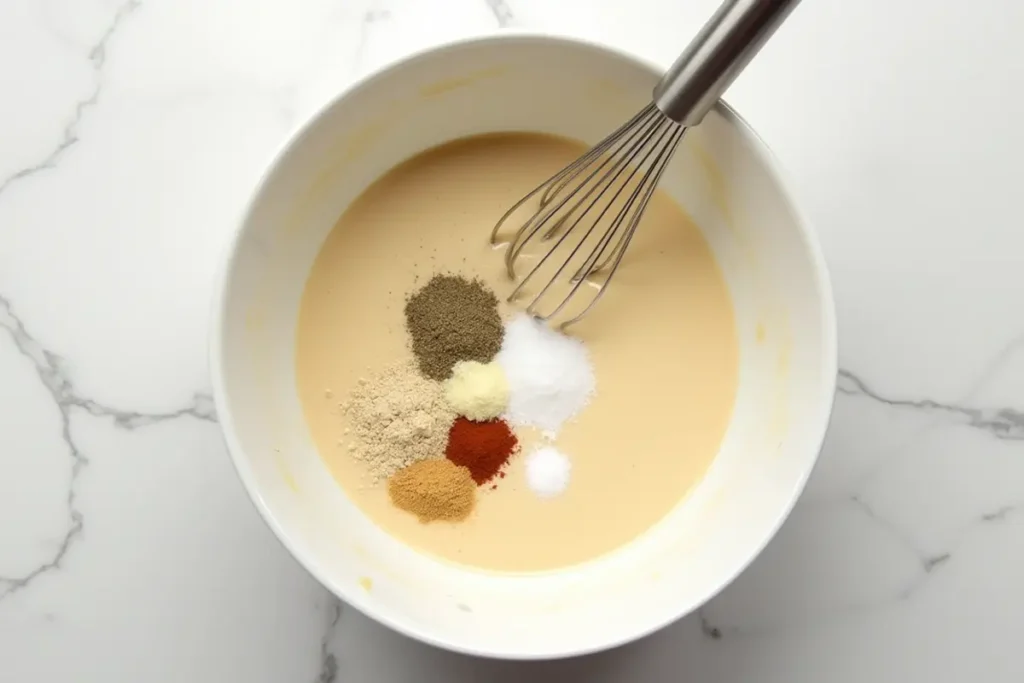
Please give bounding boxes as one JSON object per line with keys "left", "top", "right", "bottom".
{"left": 209, "top": 28, "right": 838, "bottom": 660}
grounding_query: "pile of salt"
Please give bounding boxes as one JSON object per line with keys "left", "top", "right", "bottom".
{"left": 525, "top": 446, "right": 571, "bottom": 498}
{"left": 495, "top": 314, "right": 595, "bottom": 435}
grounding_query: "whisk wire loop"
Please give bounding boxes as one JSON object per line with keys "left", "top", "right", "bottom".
{"left": 492, "top": 104, "right": 685, "bottom": 327}
{"left": 539, "top": 104, "right": 659, "bottom": 208}
{"left": 506, "top": 111, "right": 670, "bottom": 311}
{"left": 519, "top": 119, "right": 679, "bottom": 320}
{"left": 558, "top": 125, "right": 685, "bottom": 328}
{"left": 489, "top": 0, "right": 799, "bottom": 327}
{"left": 502, "top": 106, "right": 663, "bottom": 277}
{"left": 487, "top": 103, "right": 655, "bottom": 252}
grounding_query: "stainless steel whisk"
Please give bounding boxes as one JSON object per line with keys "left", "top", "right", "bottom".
{"left": 491, "top": 0, "right": 801, "bottom": 327}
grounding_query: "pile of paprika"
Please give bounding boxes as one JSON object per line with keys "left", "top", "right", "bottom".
{"left": 444, "top": 417, "right": 518, "bottom": 485}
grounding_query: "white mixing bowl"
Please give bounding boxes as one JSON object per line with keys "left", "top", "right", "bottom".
{"left": 211, "top": 33, "right": 837, "bottom": 659}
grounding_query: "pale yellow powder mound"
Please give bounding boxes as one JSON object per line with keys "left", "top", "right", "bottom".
{"left": 443, "top": 360, "right": 509, "bottom": 421}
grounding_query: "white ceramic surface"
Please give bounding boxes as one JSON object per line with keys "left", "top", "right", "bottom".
{"left": 211, "top": 34, "right": 836, "bottom": 658}
{"left": 6, "top": 0, "right": 1024, "bottom": 680}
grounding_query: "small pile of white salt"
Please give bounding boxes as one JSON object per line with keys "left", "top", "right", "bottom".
{"left": 496, "top": 313, "right": 595, "bottom": 435}
{"left": 525, "top": 446, "right": 571, "bottom": 498}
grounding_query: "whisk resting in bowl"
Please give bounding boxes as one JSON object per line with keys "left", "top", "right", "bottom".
{"left": 491, "top": 0, "right": 801, "bottom": 328}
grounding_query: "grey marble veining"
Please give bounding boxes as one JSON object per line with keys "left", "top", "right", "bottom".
{"left": 0, "top": 0, "right": 140, "bottom": 201}
{"left": 0, "top": 295, "right": 215, "bottom": 603}
{"left": 839, "top": 363, "right": 1024, "bottom": 441}
{"left": 483, "top": 0, "right": 516, "bottom": 27}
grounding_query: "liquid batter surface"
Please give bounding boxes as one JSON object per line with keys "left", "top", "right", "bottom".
{"left": 296, "top": 133, "right": 738, "bottom": 573}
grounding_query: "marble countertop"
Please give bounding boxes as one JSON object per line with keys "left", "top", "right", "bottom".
{"left": 2, "top": 0, "right": 1022, "bottom": 680}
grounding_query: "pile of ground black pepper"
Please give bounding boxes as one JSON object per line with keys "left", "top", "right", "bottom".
{"left": 404, "top": 274, "right": 504, "bottom": 380}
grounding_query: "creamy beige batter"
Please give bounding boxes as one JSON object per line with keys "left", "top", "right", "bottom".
{"left": 296, "top": 133, "right": 738, "bottom": 573}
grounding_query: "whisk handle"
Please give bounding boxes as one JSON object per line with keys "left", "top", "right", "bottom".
{"left": 653, "top": 0, "right": 801, "bottom": 126}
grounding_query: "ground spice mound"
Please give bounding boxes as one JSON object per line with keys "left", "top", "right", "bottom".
{"left": 445, "top": 417, "right": 519, "bottom": 485}
{"left": 404, "top": 274, "right": 504, "bottom": 381}
{"left": 388, "top": 459, "right": 476, "bottom": 523}
{"left": 342, "top": 362, "right": 455, "bottom": 483}
{"left": 443, "top": 360, "right": 509, "bottom": 421}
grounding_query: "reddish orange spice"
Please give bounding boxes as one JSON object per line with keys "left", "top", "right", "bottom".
{"left": 445, "top": 417, "right": 518, "bottom": 485}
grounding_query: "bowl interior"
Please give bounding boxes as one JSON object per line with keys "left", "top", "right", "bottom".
{"left": 213, "top": 35, "right": 835, "bottom": 658}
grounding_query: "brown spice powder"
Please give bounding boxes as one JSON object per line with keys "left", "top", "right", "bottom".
{"left": 387, "top": 459, "right": 476, "bottom": 523}
{"left": 404, "top": 274, "right": 504, "bottom": 381}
